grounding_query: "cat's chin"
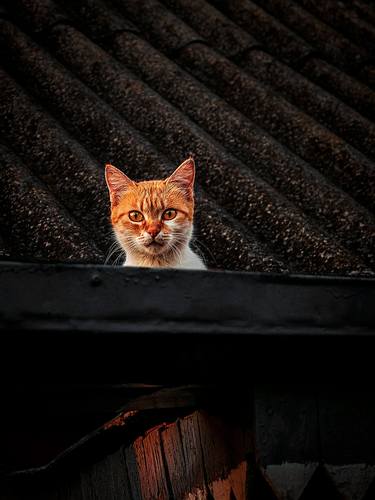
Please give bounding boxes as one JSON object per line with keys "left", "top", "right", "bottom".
{"left": 142, "top": 242, "right": 168, "bottom": 255}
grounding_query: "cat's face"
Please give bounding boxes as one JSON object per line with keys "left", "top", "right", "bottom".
{"left": 105, "top": 159, "right": 195, "bottom": 260}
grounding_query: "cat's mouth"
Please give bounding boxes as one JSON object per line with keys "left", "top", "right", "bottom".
{"left": 145, "top": 240, "right": 163, "bottom": 247}
{"left": 143, "top": 240, "right": 166, "bottom": 253}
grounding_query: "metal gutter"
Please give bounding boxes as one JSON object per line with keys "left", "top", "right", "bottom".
{"left": 0, "top": 261, "right": 374, "bottom": 382}
{"left": 1, "top": 261, "right": 374, "bottom": 333}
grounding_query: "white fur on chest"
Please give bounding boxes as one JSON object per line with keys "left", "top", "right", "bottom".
{"left": 123, "top": 246, "right": 206, "bottom": 270}
{"left": 172, "top": 247, "right": 207, "bottom": 270}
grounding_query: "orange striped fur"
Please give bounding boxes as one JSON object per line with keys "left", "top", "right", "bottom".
{"left": 105, "top": 158, "right": 206, "bottom": 269}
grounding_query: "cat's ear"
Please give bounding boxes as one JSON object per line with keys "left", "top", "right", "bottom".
{"left": 167, "top": 158, "right": 195, "bottom": 194}
{"left": 105, "top": 164, "right": 134, "bottom": 206}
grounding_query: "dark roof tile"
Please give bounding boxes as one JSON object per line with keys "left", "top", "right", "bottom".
{"left": 61, "top": 0, "right": 138, "bottom": 39}
{"left": 359, "top": 64, "right": 375, "bottom": 90}
{"left": 213, "top": 0, "right": 313, "bottom": 65}
{"left": 160, "top": 0, "right": 259, "bottom": 57}
{"left": 0, "top": 66, "right": 112, "bottom": 254}
{"left": 0, "top": 145, "right": 103, "bottom": 262}
{"left": 176, "top": 43, "right": 375, "bottom": 211}
{"left": 3, "top": 0, "right": 68, "bottom": 33}
{"left": 0, "top": 20, "right": 167, "bottom": 172}
{"left": 0, "top": 0, "right": 374, "bottom": 275}
{"left": 193, "top": 195, "right": 287, "bottom": 272}
{"left": 300, "top": 57, "right": 375, "bottom": 122}
{"left": 218, "top": 0, "right": 375, "bottom": 114}
{"left": 239, "top": 49, "right": 375, "bottom": 161}
{"left": 111, "top": 0, "right": 204, "bottom": 52}
{"left": 295, "top": 0, "right": 375, "bottom": 52}
{"left": 249, "top": 0, "right": 370, "bottom": 70}
{"left": 350, "top": 0, "right": 375, "bottom": 27}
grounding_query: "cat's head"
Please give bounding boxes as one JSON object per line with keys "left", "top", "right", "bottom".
{"left": 105, "top": 158, "right": 195, "bottom": 261}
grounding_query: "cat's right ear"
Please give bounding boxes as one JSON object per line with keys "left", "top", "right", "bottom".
{"left": 105, "top": 164, "right": 134, "bottom": 207}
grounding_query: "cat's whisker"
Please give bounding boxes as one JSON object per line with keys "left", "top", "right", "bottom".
{"left": 108, "top": 250, "right": 125, "bottom": 266}
{"left": 169, "top": 240, "right": 184, "bottom": 261}
{"left": 104, "top": 249, "right": 116, "bottom": 265}
{"left": 105, "top": 240, "right": 124, "bottom": 265}
{"left": 113, "top": 252, "right": 126, "bottom": 266}
{"left": 105, "top": 240, "right": 118, "bottom": 256}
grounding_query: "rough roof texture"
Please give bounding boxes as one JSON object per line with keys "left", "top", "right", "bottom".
{"left": 0, "top": 0, "right": 374, "bottom": 274}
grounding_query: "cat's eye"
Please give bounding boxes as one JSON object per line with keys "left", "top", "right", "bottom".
{"left": 163, "top": 209, "right": 177, "bottom": 221}
{"left": 129, "top": 210, "right": 144, "bottom": 222}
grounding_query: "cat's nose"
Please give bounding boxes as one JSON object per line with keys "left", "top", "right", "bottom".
{"left": 147, "top": 225, "right": 161, "bottom": 239}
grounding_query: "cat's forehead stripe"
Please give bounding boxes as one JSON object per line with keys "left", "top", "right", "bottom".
{"left": 139, "top": 182, "right": 165, "bottom": 212}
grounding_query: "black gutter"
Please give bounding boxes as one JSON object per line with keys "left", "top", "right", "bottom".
{"left": 0, "top": 261, "right": 374, "bottom": 382}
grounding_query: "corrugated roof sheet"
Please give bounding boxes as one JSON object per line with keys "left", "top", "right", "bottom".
{"left": 0, "top": 0, "right": 374, "bottom": 274}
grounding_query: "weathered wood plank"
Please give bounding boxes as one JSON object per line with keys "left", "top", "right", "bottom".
{"left": 180, "top": 412, "right": 209, "bottom": 497}
{"left": 161, "top": 420, "right": 187, "bottom": 499}
{"left": 197, "top": 413, "right": 249, "bottom": 500}
{"left": 1, "top": 409, "right": 251, "bottom": 499}
{"left": 132, "top": 426, "right": 171, "bottom": 500}
{"left": 161, "top": 411, "right": 251, "bottom": 499}
{"left": 178, "top": 462, "right": 247, "bottom": 500}
{"left": 124, "top": 445, "right": 142, "bottom": 500}
{"left": 106, "top": 450, "right": 134, "bottom": 500}
{"left": 79, "top": 449, "right": 133, "bottom": 500}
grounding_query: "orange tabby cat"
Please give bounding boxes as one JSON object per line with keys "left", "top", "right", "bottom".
{"left": 105, "top": 158, "right": 206, "bottom": 269}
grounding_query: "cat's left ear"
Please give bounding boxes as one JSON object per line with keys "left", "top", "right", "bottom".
{"left": 105, "top": 164, "right": 134, "bottom": 206}
{"left": 167, "top": 158, "right": 195, "bottom": 194}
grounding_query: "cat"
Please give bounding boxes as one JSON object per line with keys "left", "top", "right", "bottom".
{"left": 105, "top": 158, "right": 206, "bottom": 270}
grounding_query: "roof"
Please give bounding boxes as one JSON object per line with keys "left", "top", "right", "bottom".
{"left": 0, "top": 0, "right": 374, "bottom": 275}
